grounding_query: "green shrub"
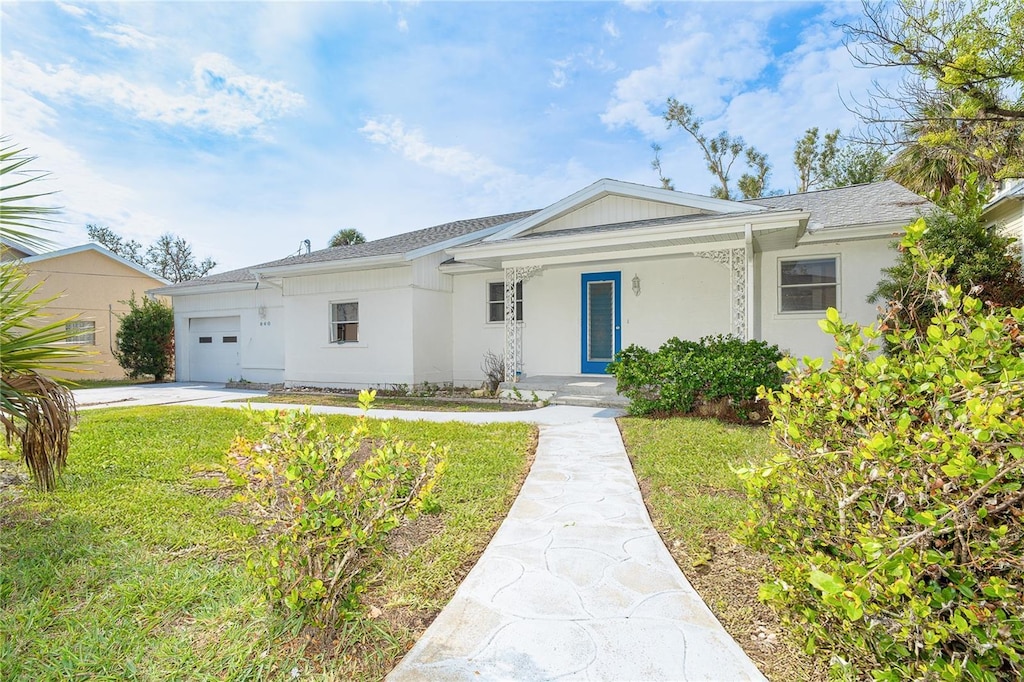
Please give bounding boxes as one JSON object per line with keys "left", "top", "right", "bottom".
{"left": 227, "top": 391, "right": 447, "bottom": 634}
{"left": 607, "top": 334, "right": 784, "bottom": 416}
{"left": 739, "top": 219, "right": 1024, "bottom": 680}
{"left": 114, "top": 294, "right": 174, "bottom": 381}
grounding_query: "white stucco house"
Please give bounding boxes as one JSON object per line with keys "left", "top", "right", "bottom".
{"left": 153, "top": 179, "right": 936, "bottom": 388}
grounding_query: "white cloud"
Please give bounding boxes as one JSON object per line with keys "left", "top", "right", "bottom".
{"left": 397, "top": 16, "right": 409, "bottom": 33}
{"left": 87, "top": 23, "right": 158, "bottom": 50}
{"left": 359, "top": 117, "right": 509, "bottom": 182}
{"left": 603, "top": 19, "right": 620, "bottom": 38}
{"left": 601, "top": 21, "right": 771, "bottom": 137}
{"left": 622, "top": 0, "right": 652, "bottom": 11}
{"left": 54, "top": 1, "right": 87, "bottom": 18}
{"left": 4, "top": 52, "right": 305, "bottom": 138}
{"left": 549, "top": 48, "right": 616, "bottom": 90}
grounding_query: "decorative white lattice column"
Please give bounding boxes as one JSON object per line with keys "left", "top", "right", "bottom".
{"left": 695, "top": 247, "right": 748, "bottom": 340}
{"left": 504, "top": 266, "right": 541, "bottom": 382}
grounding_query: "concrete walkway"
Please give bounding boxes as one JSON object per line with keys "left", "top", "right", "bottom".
{"left": 387, "top": 419, "right": 766, "bottom": 681}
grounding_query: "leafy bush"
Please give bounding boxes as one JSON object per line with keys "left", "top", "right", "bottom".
{"left": 739, "top": 220, "right": 1024, "bottom": 680}
{"left": 870, "top": 177, "right": 1024, "bottom": 340}
{"left": 114, "top": 294, "right": 174, "bottom": 381}
{"left": 607, "top": 334, "right": 784, "bottom": 416}
{"left": 227, "top": 391, "right": 447, "bottom": 634}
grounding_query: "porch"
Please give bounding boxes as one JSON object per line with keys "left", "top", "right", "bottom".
{"left": 499, "top": 374, "right": 628, "bottom": 408}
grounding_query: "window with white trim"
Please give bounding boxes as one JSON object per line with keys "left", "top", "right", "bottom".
{"left": 487, "top": 281, "right": 522, "bottom": 322}
{"left": 65, "top": 320, "right": 96, "bottom": 345}
{"left": 329, "top": 302, "right": 359, "bottom": 343}
{"left": 779, "top": 257, "right": 838, "bottom": 313}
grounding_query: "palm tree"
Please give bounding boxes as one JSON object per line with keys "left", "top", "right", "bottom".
{"left": 1, "top": 139, "right": 88, "bottom": 490}
{"left": 328, "top": 228, "right": 366, "bottom": 248}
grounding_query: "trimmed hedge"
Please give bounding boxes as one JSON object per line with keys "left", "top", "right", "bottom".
{"left": 739, "top": 220, "right": 1024, "bottom": 680}
{"left": 607, "top": 334, "right": 784, "bottom": 416}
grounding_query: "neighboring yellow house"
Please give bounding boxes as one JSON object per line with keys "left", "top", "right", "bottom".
{"left": 985, "top": 179, "right": 1024, "bottom": 257}
{"left": 14, "top": 243, "right": 170, "bottom": 380}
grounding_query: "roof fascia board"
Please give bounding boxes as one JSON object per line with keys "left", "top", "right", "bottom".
{"left": 253, "top": 253, "right": 405, "bottom": 277}
{"left": 23, "top": 243, "right": 171, "bottom": 284}
{"left": 403, "top": 221, "right": 520, "bottom": 261}
{"left": 485, "top": 179, "right": 763, "bottom": 242}
{"left": 438, "top": 261, "right": 491, "bottom": 274}
{"left": 501, "top": 239, "right": 747, "bottom": 269}
{"left": 150, "top": 280, "right": 255, "bottom": 297}
{"left": 455, "top": 211, "right": 807, "bottom": 260}
{"left": 799, "top": 220, "right": 908, "bottom": 244}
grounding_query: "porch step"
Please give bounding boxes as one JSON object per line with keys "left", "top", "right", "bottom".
{"left": 499, "top": 375, "right": 629, "bottom": 409}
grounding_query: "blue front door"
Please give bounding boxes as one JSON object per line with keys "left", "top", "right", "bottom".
{"left": 580, "top": 271, "right": 621, "bottom": 374}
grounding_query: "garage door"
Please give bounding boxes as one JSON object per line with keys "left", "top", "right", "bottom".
{"left": 188, "top": 316, "right": 241, "bottom": 382}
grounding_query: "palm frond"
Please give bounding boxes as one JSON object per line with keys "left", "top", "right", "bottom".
{"left": 0, "top": 137, "right": 62, "bottom": 253}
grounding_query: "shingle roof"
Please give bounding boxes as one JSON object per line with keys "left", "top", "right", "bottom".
{"left": 743, "top": 180, "right": 932, "bottom": 228}
{"left": 159, "top": 210, "right": 538, "bottom": 291}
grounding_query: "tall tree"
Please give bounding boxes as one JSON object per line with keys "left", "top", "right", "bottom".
{"left": 793, "top": 127, "right": 841, "bottom": 192}
{"left": 649, "top": 143, "right": 674, "bottom": 190}
{"left": 328, "top": 228, "right": 367, "bottom": 248}
{"left": 86, "top": 224, "right": 144, "bottom": 265}
{"left": 823, "top": 143, "right": 888, "bottom": 188}
{"left": 87, "top": 225, "right": 216, "bottom": 283}
{"left": 663, "top": 98, "right": 772, "bottom": 200}
{"left": 145, "top": 233, "right": 216, "bottom": 283}
{"left": 843, "top": 0, "right": 1024, "bottom": 187}
{"left": 0, "top": 139, "right": 87, "bottom": 491}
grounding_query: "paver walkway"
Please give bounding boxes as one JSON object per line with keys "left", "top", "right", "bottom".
{"left": 387, "top": 419, "right": 766, "bottom": 681}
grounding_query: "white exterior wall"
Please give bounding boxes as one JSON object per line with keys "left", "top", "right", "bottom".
{"left": 450, "top": 255, "right": 732, "bottom": 382}
{"left": 282, "top": 266, "right": 413, "bottom": 388}
{"left": 758, "top": 237, "right": 896, "bottom": 361}
{"left": 171, "top": 287, "right": 286, "bottom": 384}
{"left": 412, "top": 288, "right": 454, "bottom": 384}
{"left": 451, "top": 271, "right": 507, "bottom": 385}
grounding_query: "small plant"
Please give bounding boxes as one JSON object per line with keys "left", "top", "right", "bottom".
{"left": 481, "top": 350, "right": 505, "bottom": 394}
{"left": 227, "top": 390, "right": 447, "bottom": 635}
{"left": 114, "top": 294, "right": 174, "bottom": 382}
{"left": 738, "top": 219, "right": 1024, "bottom": 680}
{"left": 607, "top": 335, "right": 784, "bottom": 417}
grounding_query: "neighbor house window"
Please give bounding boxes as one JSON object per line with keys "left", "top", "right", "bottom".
{"left": 330, "top": 302, "right": 359, "bottom": 343}
{"left": 779, "top": 257, "right": 838, "bottom": 312}
{"left": 487, "top": 281, "right": 523, "bottom": 322}
{"left": 65, "top": 320, "right": 96, "bottom": 345}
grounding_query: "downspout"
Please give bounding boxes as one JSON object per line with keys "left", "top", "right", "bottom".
{"left": 744, "top": 223, "right": 754, "bottom": 341}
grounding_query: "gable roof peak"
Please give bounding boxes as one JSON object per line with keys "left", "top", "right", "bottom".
{"left": 484, "top": 177, "right": 763, "bottom": 242}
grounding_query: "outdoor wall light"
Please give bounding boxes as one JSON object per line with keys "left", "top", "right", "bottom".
{"left": 632, "top": 273, "right": 641, "bottom": 297}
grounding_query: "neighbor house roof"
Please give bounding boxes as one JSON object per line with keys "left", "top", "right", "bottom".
{"left": 22, "top": 243, "right": 170, "bottom": 284}
{"left": 744, "top": 180, "right": 931, "bottom": 229}
{"left": 156, "top": 210, "right": 539, "bottom": 293}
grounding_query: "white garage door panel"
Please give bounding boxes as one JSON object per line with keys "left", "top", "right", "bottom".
{"left": 188, "top": 316, "right": 241, "bottom": 382}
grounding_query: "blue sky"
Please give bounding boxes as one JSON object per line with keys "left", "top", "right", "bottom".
{"left": 1, "top": 1, "right": 890, "bottom": 272}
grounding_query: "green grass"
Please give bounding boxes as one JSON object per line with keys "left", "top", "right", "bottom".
{"left": 619, "top": 417, "right": 772, "bottom": 558}
{"left": 237, "top": 392, "right": 535, "bottom": 412}
{"left": 65, "top": 377, "right": 157, "bottom": 389}
{"left": 1, "top": 406, "right": 534, "bottom": 681}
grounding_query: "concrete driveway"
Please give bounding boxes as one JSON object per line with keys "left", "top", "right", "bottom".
{"left": 71, "top": 383, "right": 624, "bottom": 424}
{"left": 72, "top": 382, "right": 268, "bottom": 410}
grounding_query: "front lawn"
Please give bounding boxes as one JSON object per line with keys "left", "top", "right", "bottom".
{"left": 0, "top": 406, "right": 535, "bottom": 680}
{"left": 237, "top": 393, "right": 537, "bottom": 412}
{"left": 618, "top": 416, "right": 828, "bottom": 681}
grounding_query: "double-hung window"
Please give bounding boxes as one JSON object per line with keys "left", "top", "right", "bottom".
{"left": 329, "top": 302, "right": 359, "bottom": 343}
{"left": 487, "top": 281, "right": 523, "bottom": 322}
{"left": 65, "top": 320, "right": 96, "bottom": 345}
{"left": 779, "top": 257, "right": 838, "bottom": 313}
